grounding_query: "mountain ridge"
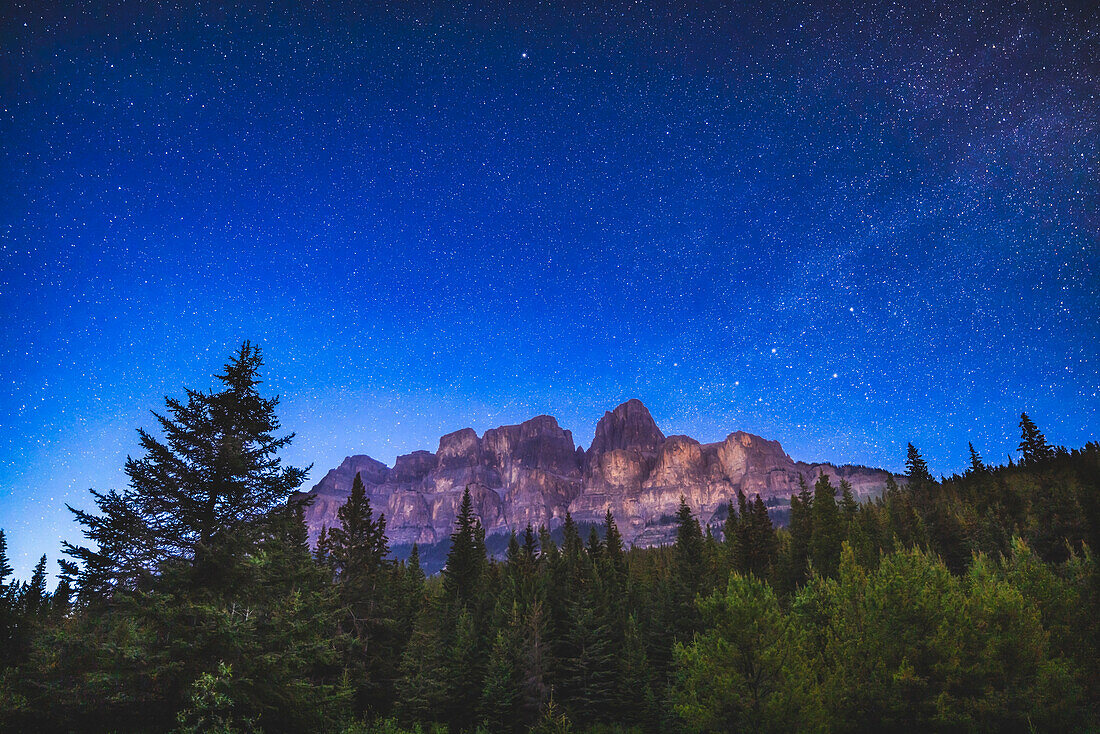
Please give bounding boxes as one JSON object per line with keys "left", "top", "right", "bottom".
{"left": 297, "top": 399, "right": 901, "bottom": 556}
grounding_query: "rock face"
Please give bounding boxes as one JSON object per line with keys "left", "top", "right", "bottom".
{"left": 297, "top": 400, "right": 900, "bottom": 553}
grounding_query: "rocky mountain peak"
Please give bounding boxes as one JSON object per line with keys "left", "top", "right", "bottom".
{"left": 298, "top": 400, "right": 900, "bottom": 567}
{"left": 589, "top": 398, "right": 665, "bottom": 457}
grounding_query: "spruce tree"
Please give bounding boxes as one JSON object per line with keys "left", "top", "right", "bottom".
{"left": 840, "top": 479, "right": 858, "bottom": 522}
{"left": 559, "top": 587, "right": 616, "bottom": 723}
{"left": 748, "top": 494, "right": 779, "bottom": 577}
{"left": 561, "top": 512, "right": 584, "bottom": 561}
{"left": 443, "top": 486, "right": 487, "bottom": 607}
{"left": 810, "top": 474, "right": 843, "bottom": 578}
{"left": 0, "top": 530, "right": 11, "bottom": 584}
{"left": 50, "top": 344, "right": 342, "bottom": 731}
{"left": 406, "top": 543, "right": 424, "bottom": 584}
{"left": 518, "top": 600, "right": 551, "bottom": 726}
{"left": 65, "top": 341, "right": 308, "bottom": 597}
{"left": 1018, "top": 413, "right": 1055, "bottom": 465}
{"left": 905, "top": 443, "right": 934, "bottom": 487}
{"left": 22, "top": 555, "right": 49, "bottom": 619}
{"left": 327, "top": 472, "right": 390, "bottom": 582}
{"left": 722, "top": 499, "right": 741, "bottom": 572}
{"left": 968, "top": 443, "right": 986, "bottom": 474}
{"left": 672, "top": 497, "right": 705, "bottom": 641}
{"left": 522, "top": 524, "right": 540, "bottom": 564}
{"left": 732, "top": 489, "right": 751, "bottom": 574}
{"left": 480, "top": 626, "right": 520, "bottom": 732}
{"left": 326, "top": 471, "right": 397, "bottom": 715}
{"left": 602, "top": 510, "right": 624, "bottom": 577}
{"left": 585, "top": 526, "right": 603, "bottom": 561}
{"left": 785, "top": 475, "right": 814, "bottom": 590}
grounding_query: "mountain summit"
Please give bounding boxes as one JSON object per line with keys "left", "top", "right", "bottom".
{"left": 297, "top": 400, "right": 897, "bottom": 557}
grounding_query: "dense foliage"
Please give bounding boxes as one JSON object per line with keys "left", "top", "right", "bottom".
{"left": 1, "top": 345, "right": 1097, "bottom": 732}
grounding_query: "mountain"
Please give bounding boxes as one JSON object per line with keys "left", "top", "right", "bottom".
{"left": 296, "top": 399, "right": 899, "bottom": 561}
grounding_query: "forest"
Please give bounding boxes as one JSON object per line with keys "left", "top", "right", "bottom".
{"left": 1, "top": 343, "right": 1097, "bottom": 733}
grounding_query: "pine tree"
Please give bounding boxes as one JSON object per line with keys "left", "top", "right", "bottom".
{"left": 784, "top": 475, "right": 814, "bottom": 591}
{"left": 396, "top": 595, "right": 450, "bottom": 725}
{"left": 561, "top": 512, "right": 584, "bottom": 561}
{"left": 396, "top": 543, "right": 425, "bottom": 641}
{"left": 326, "top": 471, "right": 397, "bottom": 715}
{"left": 747, "top": 494, "right": 779, "bottom": 578}
{"left": 602, "top": 510, "right": 625, "bottom": 578}
{"left": 443, "top": 486, "right": 488, "bottom": 607}
{"left": 313, "top": 526, "right": 330, "bottom": 567}
{"left": 65, "top": 341, "right": 308, "bottom": 598}
{"left": 674, "top": 496, "right": 704, "bottom": 574}
{"left": 51, "top": 559, "right": 78, "bottom": 619}
{"left": 522, "top": 524, "right": 540, "bottom": 565}
{"left": 480, "top": 626, "right": 520, "bottom": 732}
{"left": 905, "top": 443, "right": 934, "bottom": 487}
{"left": 445, "top": 605, "right": 483, "bottom": 730}
{"left": 48, "top": 344, "right": 342, "bottom": 731}
{"left": 0, "top": 529, "right": 12, "bottom": 584}
{"left": 840, "top": 479, "right": 858, "bottom": 522}
{"left": 22, "top": 555, "right": 49, "bottom": 619}
{"left": 407, "top": 543, "right": 423, "bottom": 584}
{"left": 1018, "top": 413, "right": 1054, "bottom": 465}
{"left": 968, "top": 443, "right": 986, "bottom": 474}
{"left": 558, "top": 587, "right": 616, "bottom": 723}
{"left": 811, "top": 474, "right": 843, "bottom": 578}
{"left": 617, "top": 613, "right": 659, "bottom": 731}
{"left": 585, "top": 526, "right": 603, "bottom": 561}
{"left": 672, "top": 497, "right": 705, "bottom": 642}
{"left": 518, "top": 600, "right": 551, "bottom": 726}
{"left": 731, "top": 489, "right": 750, "bottom": 574}
{"left": 538, "top": 525, "right": 559, "bottom": 564}
{"left": 722, "top": 499, "right": 742, "bottom": 571}
{"left": 327, "top": 472, "right": 390, "bottom": 581}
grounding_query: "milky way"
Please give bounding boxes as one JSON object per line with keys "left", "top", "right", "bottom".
{"left": 1, "top": 0, "right": 1097, "bottom": 578}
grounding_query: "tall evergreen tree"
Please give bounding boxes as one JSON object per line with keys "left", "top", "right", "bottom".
{"left": 672, "top": 497, "right": 705, "bottom": 642}
{"left": 1019, "top": 413, "right": 1055, "bottom": 465}
{"left": 784, "top": 475, "right": 814, "bottom": 590}
{"left": 480, "top": 626, "right": 520, "bottom": 732}
{"left": 585, "top": 526, "right": 603, "bottom": 561}
{"left": 905, "top": 443, "right": 934, "bottom": 487}
{"left": 0, "top": 530, "right": 11, "bottom": 584}
{"left": 603, "top": 510, "right": 625, "bottom": 578}
{"left": 968, "top": 443, "right": 986, "bottom": 474}
{"left": 747, "top": 494, "right": 779, "bottom": 578}
{"left": 327, "top": 472, "right": 389, "bottom": 581}
{"left": 443, "top": 486, "right": 488, "bottom": 607}
{"left": 43, "top": 344, "right": 343, "bottom": 732}
{"left": 811, "top": 474, "right": 843, "bottom": 578}
{"left": 326, "top": 471, "right": 398, "bottom": 715}
{"left": 722, "top": 499, "right": 741, "bottom": 570}
{"left": 22, "top": 555, "right": 49, "bottom": 620}
{"left": 65, "top": 341, "right": 308, "bottom": 598}
{"left": 839, "top": 479, "right": 859, "bottom": 524}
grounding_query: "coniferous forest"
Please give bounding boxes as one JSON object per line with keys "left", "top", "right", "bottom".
{"left": 2, "top": 344, "right": 1098, "bottom": 733}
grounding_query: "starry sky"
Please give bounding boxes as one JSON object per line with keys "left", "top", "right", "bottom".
{"left": 2, "top": 0, "right": 1098, "bottom": 579}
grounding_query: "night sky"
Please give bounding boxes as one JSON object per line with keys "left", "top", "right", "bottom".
{"left": 2, "top": 0, "right": 1098, "bottom": 579}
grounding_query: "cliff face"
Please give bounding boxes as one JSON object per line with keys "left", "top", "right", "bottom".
{"left": 298, "top": 400, "right": 898, "bottom": 551}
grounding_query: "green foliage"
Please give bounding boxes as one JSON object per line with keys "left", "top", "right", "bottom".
{"left": 810, "top": 474, "right": 842, "bottom": 578}
{"left": 6, "top": 356, "right": 1100, "bottom": 734}
{"left": 906, "top": 443, "right": 934, "bottom": 486}
{"left": 443, "top": 486, "right": 488, "bottom": 607}
{"left": 1019, "top": 413, "right": 1055, "bottom": 465}
{"left": 174, "top": 662, "right": 258, "bottom": 734}
{"left": 672, "top": 573, "right": 813, "bottom": 732}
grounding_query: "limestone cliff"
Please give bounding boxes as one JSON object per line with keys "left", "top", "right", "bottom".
{"left": 297, "top": 400, "right": 899, "bottom": 554}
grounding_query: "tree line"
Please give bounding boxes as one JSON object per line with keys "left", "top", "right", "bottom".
{"left": 1, "top": 343, "right": 1097, "bottom": 732}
